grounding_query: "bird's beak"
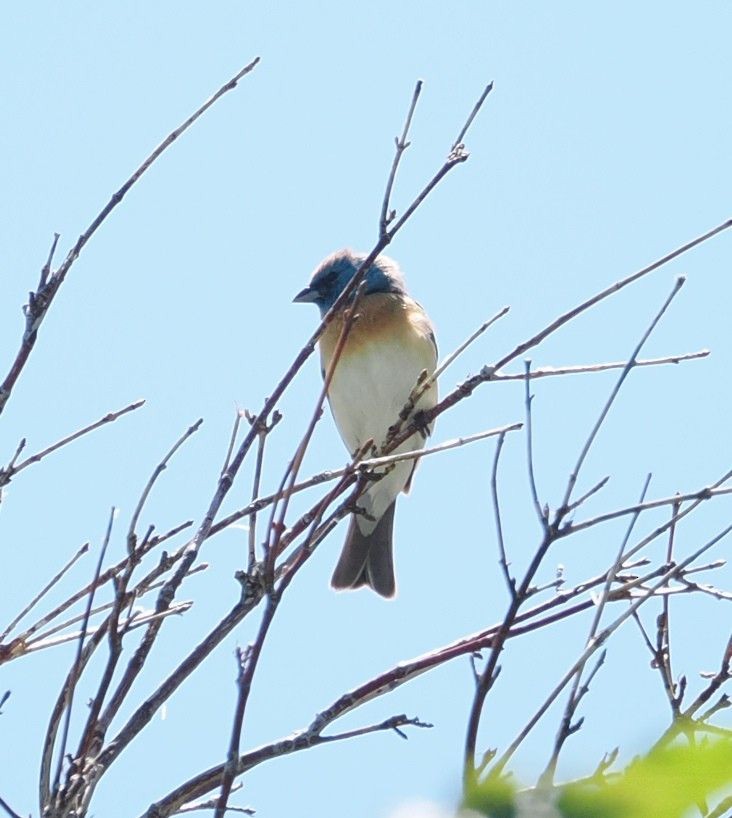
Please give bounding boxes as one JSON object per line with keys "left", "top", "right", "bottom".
{"left": 293, "top": 285, "right": 319, "bottom": 304}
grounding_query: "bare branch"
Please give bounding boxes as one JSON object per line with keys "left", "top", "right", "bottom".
{"left": 3, "top": 521, "right": 193, "bottom": 657}
{"left": 0, "top": 794, "right": 24, "bottom": 818}
{"left": 541, "top": 474, "right": 652, "bottom": 783}
{"left": 39, "top": 232, "right": 60, "bottom": 289}
{"left": 0, "top": 542, "right": 89, "bottom": 643}
{"left": 390, "top": 307, "right": 510, "bottom": 439}
{"left": 419, "top": 220, "right": 732, "bottom": 428}
{"left": 143, "top": 543, "right": 727, "bottom": 817}
{"left": 0, "top": 399, "right": 144, "bottom": 490}
{"left": 221, "top": 408, "right": 244, "bottom": 476}
{"left": 0, "top": 58, "right": 260, "bottom": 416}
{"left": 560, "top": 276, "right": 686, "bottom": 512}
{"left": 246, "top": 426, "right": 263, "bottom": 568}
{"left": 491, "top": 349, "right": 709, "bottom": 382}
{"left": 211, "top": 423, "right": 520, "bottom": 544}
{"left": 177, "top": 793, "right": 253, "bottom": 816}
{"left": 682, "top": 634, "right": 732, "bottom": 721}
{"left": 379, "top": 80, "right": 423, "bottom": 236}
{"left": 490, "top": 431, "right": 515, "bottom": 598}
{"left": 565, "top": 476, "right": 611, "bottom": 515}
{"left": 215, "top": 590, "right": 290, "bottom": 815}
{"left": 452, "top": 82, "right": 494, "bottom": 150}
{"left": 490, "top": 526, "right": 732, "bottom": 777}
{"left": 658, "top": 497, "right": 683, "bottom": 714}
{"left": 565, "top": 480, "right": 732, "bottom": 537}
{"left": 143, "top": 715, "right": 429, "bottom": 818}
{"left": 385, "top": 83, "right": 493, "bottom": 240}
{"left": 51, "top": 507, "right": 116, "bottom": 799}
{"left": 78, "top": 89, "right": 497, "bottom": 805}
{"left": 649, "top": 634, "right": 732, "bottom": 753}
{"left": 214, "top": 647, "right": 254, "bottom": 818}
{"left": 359, "top": 424, "right": 522, "bottom": 473}
{"left": 431, "top": 306, "right": 510, "bottom": 386}
{"left": 523, "top": 360, "right": 546, "bottom": 528}
{"left": 27, "top": 602, "right": 192, "bottom": 654}
{"left": 128, "top": 419, "right": 203, "bottom": 550}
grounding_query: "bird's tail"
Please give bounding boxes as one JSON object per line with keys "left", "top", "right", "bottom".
{"left": 330, "top": 501, "right": 396, "bottom": 598}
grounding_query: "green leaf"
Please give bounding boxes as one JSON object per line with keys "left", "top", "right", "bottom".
{"left": 558, "top": 739, "right": 732, "bottom": 818}
{"left": 464, "top": 739, "right": 732, "bottom": 818}
{"left": 463, "top": 775, "right": 517, "bottom": 818}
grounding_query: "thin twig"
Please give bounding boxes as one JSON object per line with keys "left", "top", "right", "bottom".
{"left": 40, "top": 619, "right": 109, "bottom": 809}
{"left": 386, "top": 83, "right": 493, "bottom": 240}
{"left": 437, "top": 307, "right": 511, "bottom": 382}
{"left": 222, "top": 409, "right": 244, "bottom": 476}
{"left": 564, "top": 480, "right": 732, "bottom": 537}
{"left": 463, "top": 524, "right": 554, "bottom": 783}
{"left": 463, "top": 291, "right": 691, "bottom": 781}
{"left": 540, "top": 474, "right": 652, "bottom": 784}
{"left": 25, "top": 567, "right": 203, "bottom": 647}
{"left": 650, "top": 634, "right": 732, "bottom": 751}
{"left": 39, "top": 232, "right": 60, "bottom": 289}
{"left": 274, "top": 462, "right": 371, "bottom": 583}
{"left": 0, "top": 542, "right": 89, "bottom": 642}
{"left": 52, "top": 507, "right": 116, "bottom": 798}
{"left": 143, "top": 715, "right": 429, "bottom": 818}
{"left": 524, "top": 360, "right": 546, "bottom": 527}
{"left": 678, "top": 633, "right": 732, "bottom": 721}
{"left": 416, "top": 221, "right": 732, "bottom": 431}
{"left": 404, "top": 307, "right": 511, "bottom": 416}
{"left": 490, "top": 525, "right": 732, "bottom": 777}
{"left": 358, "top": 424, "right": 522, "bottom": 472}
{"left": 0, "top": 795, "right": 24, "bottom": 818}
{"left": 247, "top": 413, "right": 271, "bottom": 570}
{"left": 128, "top": 419, "right": 203, "bottom": 551}
{"left": 27, "top": 603, "right": 192, "bottom": 654}
{"left": 140, "top": 552, "right": 724, "bottom": 817}
{"left": 7, "top": 522, "right": 193, "bottom": 652}
{"left": 215, "top": 585, "right": 290, "bottom": 816}
{"left": 177, "top": 794, "right": 253, "bottom": 816}
{"left": 490, "top": 431, "right": 515, "bottom": 597}
{"left": 318, "top": 714, "right": 432, "bottom": 743}
{"left": 492, "top": 349, "right": 709, "bottom": 382}
{"left": 379, "top": 79, "right": 423, "bottom": 236}
{"left": 452, "top": 82, "right": 494, "bottom": 151}
{"left": 560, "top": 276, "right": 686, "bottom": 512}
{"left": 564, "top": 476, "right": 610, "bottom": 515}
{"left": 0, "top": 58, "right": 260, "bottom": 417}
{"left": 210, "top": 423, "right": 521, "bottom": 542}
{"left": 214, "top": 646, "right": 255, "bottom": 818}
{"left": 1, "top": 399, "right": 145, "bottom": 489}
{"left": 658, "top": 497, "right": 683, "bottom": 714}
{"left": 0, "top": 438, "right": 26, "bottom": 485}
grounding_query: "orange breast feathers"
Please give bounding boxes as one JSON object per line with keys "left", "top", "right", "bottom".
{"left": 319, "top": 292, "right": 438, "bottom": 455}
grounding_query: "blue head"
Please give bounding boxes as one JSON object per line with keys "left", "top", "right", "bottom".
{"left": 293, "top": 249, "right": 406, "bottom": 316}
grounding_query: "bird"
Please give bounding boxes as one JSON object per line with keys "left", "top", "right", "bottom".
{"left": 293, "top": 249, "right": 437, "bottom": 597}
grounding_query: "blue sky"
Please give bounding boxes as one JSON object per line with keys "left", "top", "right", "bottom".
{"left": 1, "top": 3, "right": 730, "bottom": 817}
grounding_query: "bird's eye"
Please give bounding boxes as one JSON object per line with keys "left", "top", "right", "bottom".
{"left": 318, "top": 271, "right": 338, "bottom": 290}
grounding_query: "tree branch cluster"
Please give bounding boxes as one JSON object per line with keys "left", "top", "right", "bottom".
{"left": 0, "top": 59, "right": 729, "bottom": 818}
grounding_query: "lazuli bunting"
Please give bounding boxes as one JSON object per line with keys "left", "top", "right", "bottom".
{"left": 294, "top": 250, "right": 437, "bottom": 597}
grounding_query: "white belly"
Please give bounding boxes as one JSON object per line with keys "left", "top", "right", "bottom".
{"left": 324, "top": 335, "right": 437, "bottom": 532}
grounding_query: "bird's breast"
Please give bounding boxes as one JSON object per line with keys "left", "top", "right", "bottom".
{"left": 319, "top": 293, "right": 437, "bottom": 454}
